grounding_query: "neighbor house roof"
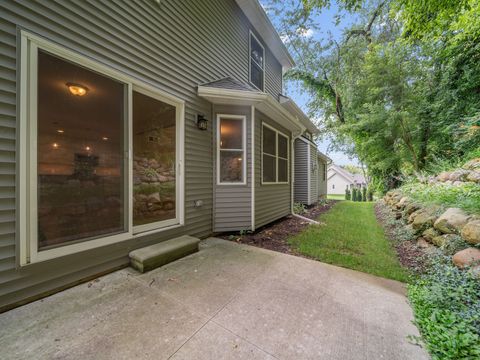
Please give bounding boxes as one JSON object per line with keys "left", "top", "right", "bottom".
{"left": 327, "top": 164, "right": 366, "bottom": 184}
{"left": 235, "top": 0, "right": 294, "bottom": 70}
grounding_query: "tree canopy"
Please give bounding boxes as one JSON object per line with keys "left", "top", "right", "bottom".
{"left": 268, "top": 0, "right": 480, "bottom": 192}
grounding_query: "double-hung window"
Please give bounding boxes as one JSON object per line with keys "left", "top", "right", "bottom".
{"left": 217, "top": 115, "right": 246, "bottom": 185}
{"left": 249, "top": 32, "right": 265, "bottom": 91}
{"left": 19, "top": 32, "right": 184, "bottom": 264}
{"left": 262, "top": 124, "right": 289, "bottom": 184}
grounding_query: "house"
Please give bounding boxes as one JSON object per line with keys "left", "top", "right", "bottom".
{"left": 327, "top": 164, "right": 367, "bottom": 195}
{"left": 0, "top": 0, "right": 319, "bottom": 311}
{"left": 293, "top": 129, "right": 331, "bottom": 206}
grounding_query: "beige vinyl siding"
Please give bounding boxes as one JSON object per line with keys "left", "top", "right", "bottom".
{"left": 213, "top": 105, "right": 252, "bottom": 232}
{"left": 294, "top": 139, "right": 308, "bottom": 204}
{"left": 254, "top": 110, "right": 291, "bottom": 228}
{"left": 0, "top": 0, "right": 284, "bottom": 311}
{"left": 317, "top": 158, "right": 328, "bottom": 198}
{"left": 309, "top": 144, "right": 318, "bottom": 204}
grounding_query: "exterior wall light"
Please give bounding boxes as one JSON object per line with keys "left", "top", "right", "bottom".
{"left": 66, "top": 82, "right": 88, "bottom": 96}
{"left": 196, "top": 114, "right": 208, "bottom": 130}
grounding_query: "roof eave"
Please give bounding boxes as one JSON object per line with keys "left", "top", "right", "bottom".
{"left": 279, "top": 97, "right": 319, "bottom": 135}
{"left": 235, "top": 0, "right": 295, "bottom": 70}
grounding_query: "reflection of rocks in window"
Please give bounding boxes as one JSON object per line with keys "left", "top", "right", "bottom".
{"left": 220, "top": 152, "right": 243, "bottom": 182}
{"left": 73, "top": 154, "right": 99, "bottom": 180}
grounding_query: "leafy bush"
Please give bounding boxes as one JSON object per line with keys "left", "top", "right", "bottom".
{"left": 345, "top": 188, "right": 351, "bottom": 200}
{"left": 401, "top": 181, "right": 480, "bottom": 214}
{"left": 293, "top": 202, "right": 306, "bottom": 215}
{"left": 362, "top": 187, "right": 367, "bottom": 202}
{"left": 408, "top": 258, "right": 480, "bottom": 360}
{"left": 367, "top": 188, "right": 374, "bottom": 201}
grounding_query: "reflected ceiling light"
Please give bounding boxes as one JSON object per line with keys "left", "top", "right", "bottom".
{"left": 85, "top": 146, "right": 91, "bottom": 151}
{"left": 57, "top": 129, "right": 64, "bottom": 133}
{"left": 102, "top": 137, "right": 109, "bottom": 141}
{"left": 52, "top": 143, "right": 59, "bottom": 149}
{"left": 66, "top": 82, "right": 88, "bottom": 96}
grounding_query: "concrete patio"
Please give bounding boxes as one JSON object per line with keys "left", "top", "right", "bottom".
{"left": 0, "top": 238, "right": 428, "bottom": 359}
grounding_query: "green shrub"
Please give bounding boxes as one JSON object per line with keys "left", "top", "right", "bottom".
{"left": 345, "top": 188, "right": 351, "bottom": 200}
{"left": 352, "top": 188, "right": 357, "bottom": 201}
{"left": 362, "top": 187, "right": 367, "bottom": 202}
{"left": 367, "top": 188, "right": 374, "bottom": 201}
{"left": 401, "top": 181, "right": 480, "bottom": 215}
{"left": 408, "top": 258, "right": 480, "bottom": 360}
{"left": 293, "top": 202, "right": 306, "bottom": 215}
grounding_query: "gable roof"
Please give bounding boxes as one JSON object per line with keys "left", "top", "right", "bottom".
{"left": 235, "top": 0, "right": 294, "bottom": 70}
{"left": 327, "top": 164, "right": 366, "bottom": 184}
{"left": 199, "top": 77, "right": 258, "bottom": 92}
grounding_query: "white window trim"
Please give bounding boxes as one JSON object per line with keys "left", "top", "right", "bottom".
{"left": 18, "top": 31, "right": 185, "bottom": 266}
{"left": 248, "top": 31, "right": 265, "bottom": 91}
{"left": 216, "top": 114, "right": 247, "bottom": 186}
{"left": 261, "top": 122, "right": 289, "bottom": 185}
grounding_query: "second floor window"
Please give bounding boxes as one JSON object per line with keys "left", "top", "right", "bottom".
{"left": 249, "top": 32, "right": 265, "bottom": 91}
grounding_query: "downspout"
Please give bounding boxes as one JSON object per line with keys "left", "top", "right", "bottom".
{"left": 251, "top": 105, "right": 255, "bottom": 231}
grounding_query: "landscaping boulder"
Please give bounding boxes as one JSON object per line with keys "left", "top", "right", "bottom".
{"left": 452, "top": 247, "right": 480, "bottom": 269}
{"left": 448, "top": 169, "right": 470, "bottom": 181}
{"left": 405, "top": 202, "right": 421, "bottom": 216}
{"left": 466, "top": 171, "right": 480, "bottom": 183}
{"left": 437, "top": 171, "right": 452, "bottom": 182}
{"left": 431, "top": 234, "right": 457, "bottom": 247}
{"left": 416, "top": 237, "right": 432, "bottom": 249}
{"left": 422, "top": 227, "right": 441, "bottom": 243}
{"left": 433, "top": 208, "right": 471, "bottom": 234}
{"left": 461, "top": 220, "right": 480, "bottom": 245}
{"left": 412, "top": 207, "right": 439, "bottom": 233}
{"left": 463, "top": 158, "right": 480, "bottom": 171}
{"left": 395, "top": 196, "right": 410, "bottom": 210}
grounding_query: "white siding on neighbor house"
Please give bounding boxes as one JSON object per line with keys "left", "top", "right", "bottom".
{"left": 213, "top": 105, "right": 252, "bottom": 232}
{"left": 0, "top": 0, "right": 285, "bottom": 311}
{"left": 327, "top": 173, "right": 352, "bottom": 195}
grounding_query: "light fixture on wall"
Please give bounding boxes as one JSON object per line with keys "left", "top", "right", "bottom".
{"left": 66, "top": 82, "right": 89, "bottom": 96}
{"left": 196, "top": 114, "right": 208, "bottom": 131}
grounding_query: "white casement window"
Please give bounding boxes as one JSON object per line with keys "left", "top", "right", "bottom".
{"left": 262, "top": 123, "right": 289, "bottom": 184}
{"left": 249, "top": 31, "right": 265, "bottom": 91}
{"left": 19, "top": 32, "right": 185, "bottom": 265}
{"left": 217, "top": 115, "right": 247, "bottom": 185}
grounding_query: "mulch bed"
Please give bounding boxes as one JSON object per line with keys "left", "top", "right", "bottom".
{"left": 219, "top": 201, "right": 337, "bottom": 255}
{"left": 374, "top": 202, "right": 428, "bottom": 273}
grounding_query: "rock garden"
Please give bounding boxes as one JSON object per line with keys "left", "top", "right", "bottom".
{"left": 379, "top": 158, "right": 480, "bottom": 359}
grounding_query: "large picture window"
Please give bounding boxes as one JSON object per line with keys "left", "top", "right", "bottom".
{"left": 262, "top": 124, "right": 289, "bottom": 184}
{"left": 249, "top": 32, "right": 265, "bottom": 91}
{"left": 217, "top": 115, "right": 246, "bottom": 185}
{"left": 19, "top": 32, "right": 184, "bottom": 264}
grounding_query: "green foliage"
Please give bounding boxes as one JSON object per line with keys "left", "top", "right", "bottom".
{"left": 289, "top": 201, "right": 408, "bottom": 281}
{"left": 408, "top": 258, "right": 480, "bottom": 359}
{"left": 351, "top": 188, "right": 357, "bottom": 201}
{"left": 345, "top": 187, "right": 351, "bottom": 200}
{"left": 362, "top": 187, "right": 367, "bottom": 202}
{"left": 269, "top": 0, "right": 480, "bottom": 191}
{"left": 293, "top": 202, "right": 307, "bottom": 215}
{"left": 401, "top": 181, "right": 480, "bottom": 215}
{"left": 133, "top": 182, "right": 175, "bottom": 197}
{"left": 367, "top": 187, "right": 374, "bottom": 201}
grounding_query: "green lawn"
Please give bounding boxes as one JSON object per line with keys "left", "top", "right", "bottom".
{"left": 327, "top": 194, "right": 345, "bottom": 200}
{"left": 289, "top": 201, "right": 408, "bottom": 282}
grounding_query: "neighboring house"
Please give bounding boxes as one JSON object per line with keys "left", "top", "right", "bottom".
{"left": 0, "top": 0, "right": 319, "bottom": 310}
{"left": 327, "top": 164, "right": 367, "bottom": 195}
{"left": 293, "top": 131, "right": 331, "bottom": 205}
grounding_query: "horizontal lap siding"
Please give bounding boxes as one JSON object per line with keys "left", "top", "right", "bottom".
{"left": 254, "top": 110, "right": 291, "bottom": 228}
{"left": 318, "top": 159, "right": 327, "bottom": 198}
{"left": 214, "top": 105, "right": 251, "bottom": 232}
{"left": 309, "top": 144, "right": 318, "bottom": 204}
{"left": 294, "top": 139, "right": 308, "bottom": 204}
{"left": 0, "top": 0, "right": 283, "bottom": 311}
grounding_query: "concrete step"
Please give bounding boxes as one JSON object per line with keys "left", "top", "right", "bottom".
{"left": 129, "top": 235, "right": 200, "bottom": 273}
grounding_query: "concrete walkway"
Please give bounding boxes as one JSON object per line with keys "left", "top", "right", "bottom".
{"left": 0, "top": 238, "right": 428, "bottom": 359}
